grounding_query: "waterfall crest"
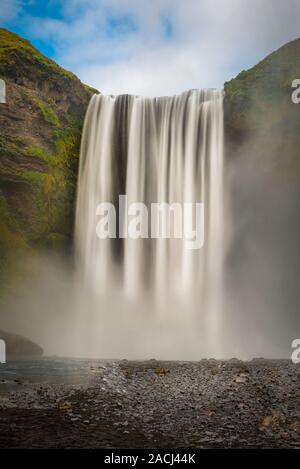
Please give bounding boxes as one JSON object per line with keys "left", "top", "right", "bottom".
{"left": 75, "top": 89, "right": 224, "bottom": 339}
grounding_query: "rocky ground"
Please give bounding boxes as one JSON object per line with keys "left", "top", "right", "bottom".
{"left": 0, "top": 359, "right": 299, "bottom": 448}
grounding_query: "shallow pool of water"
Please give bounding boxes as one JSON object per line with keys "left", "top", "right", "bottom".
{"left": 0, "top": 357, "right": 111, "bottom": 393}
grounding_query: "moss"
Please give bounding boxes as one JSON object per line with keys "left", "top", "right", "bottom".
{"left": 0, "top": 136, "right": 26, "bottom": 159}
{"left": 35, "top": 99, "right": 61, "bottom": 128}
{"left": 16, "top": 125, "right": 81, "bottom": 245}
{"left": 0, "top": 28, "right": 76, "bottom": 80}
{"left": 9, "top": 123, "right": 81, "bottom": 245}
{"left": 0, "top": 27, "right": 95, "bottom": 278}
{"left": 26, "top": 146, "right": 52, "bottom": 163}
{"left": 84, "top": 84, "right": 99, "bottom": 95}
{"left": 224, "top": 38, "right": 300, "bottom": 137}
{"left": 17, "top": 170, "right": 47, "bottom": 186}
{"left": 55, "top": 128, "right": 79, "bottom": 168}
{"left": 42, "top": 126, "right": 81, "bottom": 236}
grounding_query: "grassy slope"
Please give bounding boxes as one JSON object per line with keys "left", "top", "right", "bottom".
{"left": 224, "top": 38, "right": 300, "bottom": 138}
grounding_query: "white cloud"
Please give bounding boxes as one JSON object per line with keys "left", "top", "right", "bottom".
{"left": 0, "top": 0, "right": 22, "bottom": 23}
{"left": 19, "top": 0, "right": 300, "bottom": 95}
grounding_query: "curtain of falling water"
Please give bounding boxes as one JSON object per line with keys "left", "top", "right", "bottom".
{"left": 75, "top": 90, "right": 224, "bottom": 328}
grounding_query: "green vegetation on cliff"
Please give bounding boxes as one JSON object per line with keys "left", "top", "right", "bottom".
{"left": 0, "top": 28, "right": 97, "bottom": 286}
{"left": 35, "top": 99, "right": 61, "bottom": 128}
{"left": 224, "top": 38, "right": 300, "bottom": 138}
{"left": 0, "top": 28, "right": 76, "bottom": 80}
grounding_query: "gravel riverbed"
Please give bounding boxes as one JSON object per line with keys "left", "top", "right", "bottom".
{"left": 0, "top": 359, "right": 299, "bottom": 448}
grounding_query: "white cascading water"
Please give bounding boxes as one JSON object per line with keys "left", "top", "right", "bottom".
{"left": 75, "top": 89, "right": 224, "bottom": 356}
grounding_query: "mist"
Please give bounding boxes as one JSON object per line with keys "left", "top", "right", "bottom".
{"left": 0, "top": 252, "right": 230, "bottom": 360}
{"left": 224, "top": 127, "right": 300, "bottom": 359}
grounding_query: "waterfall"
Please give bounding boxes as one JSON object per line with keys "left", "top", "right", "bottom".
{"left": 75, "top": 89, "right": 224, "bottom": 345}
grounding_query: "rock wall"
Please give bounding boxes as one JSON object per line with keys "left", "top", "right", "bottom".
{"left": 0, "top": 28, "right": 97, "bottom": 285}
{"left": 223, "top": 38, "right": 300, "bottom": 336}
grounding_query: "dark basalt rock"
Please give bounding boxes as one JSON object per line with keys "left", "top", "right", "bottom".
{"left": 0, "top": 329, "right": 43, "bottom": 359}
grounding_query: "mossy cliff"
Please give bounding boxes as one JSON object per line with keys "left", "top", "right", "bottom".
{"left": 0, "top": 28, "right": 97, "bottom": 279}
{"left": 224, "top": 38, "right": 300, "bottom": 324}
{"left": 224, "top": 38, "right": 300, "bottom": 170}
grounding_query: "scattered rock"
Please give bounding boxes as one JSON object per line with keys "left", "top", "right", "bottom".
{"left": 261, "top": 414, "right": 287, "bottom": 431}
{"left": 154, "top": 367, "right": 170, "bottom": 375}
{"left": 0, "top": 358, "right": 299, "bottom": 448}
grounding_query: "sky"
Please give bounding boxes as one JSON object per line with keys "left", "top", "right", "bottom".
{"left": 1, "top": 0, "right": 300, "bottom": 96}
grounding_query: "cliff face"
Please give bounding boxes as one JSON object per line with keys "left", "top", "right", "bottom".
{"left": 0, "top": 329, "right": 43, "bottom": 360}
{"left": 0, "top": 28, "right": 96, "bottom": 280}
{"left": 224, "top": 38, "right": 300, "bottom": 333}
{"left": 224, "top": 38, "right": 300, "bottom": 173}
